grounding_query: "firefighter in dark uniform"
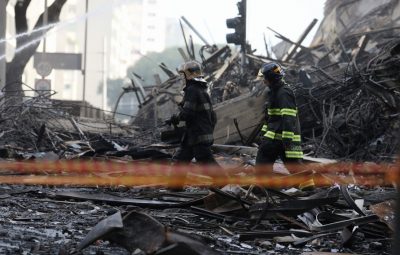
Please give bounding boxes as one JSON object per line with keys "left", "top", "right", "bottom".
{"left": 222, "top": 81, "right": 241, "bottom": 101}
{"left": 256, "top": 62, "right": 303, "bottom": 174}
{"left": 166, "top": 60, "right": 218, "bottom": 164}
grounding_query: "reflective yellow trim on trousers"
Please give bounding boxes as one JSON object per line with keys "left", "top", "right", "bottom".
{"left": 282, "top": 131, "right": 294, "bottom": 139}
{"left": 264, "top": 131, "right": 302, "bottom": 141}
{"left": 268, "top": 108, "right": 281, "bottom": 116}
{"left": 293, "top": 135, "right": 301, "bottom": 142}
{"left": 281, "top": 108, "right": 297, "bottom": 113}
{"left": 285, "top": 151, "right": 303, "bottom": 159}
{"left": 281, "top": 108, "right": 297, "bottom": 117}
{"left": 264, "top": 131, "right": 282, "bottom": 140}
{"left": 268, "top": 108, "right": 298, "bottom": 116}
{"left": 264, "top": 131, "right": 301, "bottom": 142}
{"left": 261, "top": 125, "right": 268, "bottom": 132}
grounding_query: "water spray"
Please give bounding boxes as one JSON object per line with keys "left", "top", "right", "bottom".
{"left": 0, "top": 0, "right": 132, "bottom": 62}
{"left": 0, "top": 22, "right": 57, "bottom": 46}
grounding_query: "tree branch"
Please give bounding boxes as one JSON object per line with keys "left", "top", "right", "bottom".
{"left": 33, "top": 0, "right": 68, "bottom": 32}
{"left": 14, "top": 0, "right": 32, "bottom": 35}
{"left": 6, "top": 0, "right": 68, "bottom": 95}
{"left": 13, "top": 0, "right": 68, "bottom": 69}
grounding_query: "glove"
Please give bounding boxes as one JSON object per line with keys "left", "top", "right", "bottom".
{"left": 165, "top": 114, "right": 180, "bottom": 125}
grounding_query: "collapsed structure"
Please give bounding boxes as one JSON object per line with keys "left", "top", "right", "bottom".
{"left": 286, "top": 0, "right": 400, "bottom": 161}
{"left": 133, "top": 0, "right": 400, "bottom": 161}
{"left": 0, "top": 0, "right": 398, "bottom": 254}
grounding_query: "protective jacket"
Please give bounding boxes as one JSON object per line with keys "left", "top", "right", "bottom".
{"left": 178, "top": 80, "right": 217, "bottom": 145}
{"left": 260, "top": 80, "right": 303, "bottom": 159}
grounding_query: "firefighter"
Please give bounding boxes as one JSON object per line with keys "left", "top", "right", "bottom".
{"left": 256, "top": 62, "right": 303, "bottom": 175}
{"left": 166, "top": 60, "right": 218, "bottom": 164}
{"left": 222, "top": 81, "right": 241, "bottom": 101}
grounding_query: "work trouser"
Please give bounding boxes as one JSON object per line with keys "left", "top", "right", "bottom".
{"left": 255, "top": 139, "right": 301, "bottom": 175}
{"left": 173, "top": 143, "right": 217, "bottom": 164}
{"left": 169, "top": 143, "right": 221, "bottom": 189}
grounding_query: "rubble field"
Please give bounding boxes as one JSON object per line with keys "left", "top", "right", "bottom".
{"left": 0, "top": 0, "right": 399, "bottom": 254}
{"left": 0, "top": 183, "right": 395, "bottom": 255}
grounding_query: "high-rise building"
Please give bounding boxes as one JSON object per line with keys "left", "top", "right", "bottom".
{"left": 0, "top": 0, "right": 17, "bottom": 89}
{"left": 109, "top": 0, "right": 142, "bottom": 79}
{"left": 6, "top": 0, "right": 182, "bottom": 111}
{"left": 140, "top": 0, "right": 166, "bottom": 54}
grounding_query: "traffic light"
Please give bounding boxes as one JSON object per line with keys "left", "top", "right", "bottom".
{"left": 226, "top": 0, "right": 246, "bottom": 46}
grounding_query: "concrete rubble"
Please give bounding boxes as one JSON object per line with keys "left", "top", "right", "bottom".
{"left": 0, "top": 0, "right": 399, "bottom": 254}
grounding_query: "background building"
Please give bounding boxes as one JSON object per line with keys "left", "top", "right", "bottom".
{"left": 5, "top": 0, "right": 182, "bottom": 111}
{"left": 0, "top": 0, "right": 17, "bottom": 89}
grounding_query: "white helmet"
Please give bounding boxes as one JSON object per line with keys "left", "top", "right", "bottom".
{"left": 177, "top": 60, "right": 206, "bottom": 82}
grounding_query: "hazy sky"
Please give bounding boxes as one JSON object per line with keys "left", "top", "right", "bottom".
{"left": 161, "top": 0, "right": 325, "bottom": 55}
{"left": 40, "top": 0, "right": 325, "bottom": 56}
{"left": 23, "top": 0, "right": 325, "bottom": 54}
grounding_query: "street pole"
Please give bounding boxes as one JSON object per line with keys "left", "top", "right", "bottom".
{"left": 0, "top": 0, "right": 7, "bottom": 90}
{"left": 83, "top": 0, "right": 89, "bottom": 105}
{"left": 102, "top": 36, "right": 107, "bottom": 112}
{"left": 43, "top": 0, "right": 48, "bottom": 53}
{"left": 241, "top": 0, "right": 247, "bottom": 73}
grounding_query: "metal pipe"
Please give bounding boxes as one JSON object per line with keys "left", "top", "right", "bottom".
{"left": 179, "top": 19, "right": 192, "bottom": 60}
{"left": 0, "top": 0, "right": 7, "bottom": 89}
{"left": 82, "top": 0, "right": 89, "bottom": 106}
{"left": 43, "top": 0, "right": 48, "bottom": 52}
{"left": 180, "top": 16, "right": 210, "bottom": 46}
{"left": 240, "top": 0, "right": 247, "bottom": 73}
{"left": 102, "top": 36, "right": 107, "bottom": 112}
{"left": 282, "top": 18, "right": 318, "bottom": 62}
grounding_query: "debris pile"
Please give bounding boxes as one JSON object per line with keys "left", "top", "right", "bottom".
{"left": 290, "top": 39, "right": 400, "bottom": 161}
{"left": 0, "top": 0, "right": 398, "bottom": 254}
{"left": 0, "top": 183, "right": 395, "bottom": 254}
{"left": 0, "top": 86, "right": 164, "bottom": 160}
{"left": 277, "top": 0, "right": 400, "bottom": 160}
{"left": 132, "top": 0, "right": 400, "bottom": 161}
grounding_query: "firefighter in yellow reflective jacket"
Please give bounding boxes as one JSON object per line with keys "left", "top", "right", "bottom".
{"left": 256, "top": 62, "right": 303, "bottom": 173}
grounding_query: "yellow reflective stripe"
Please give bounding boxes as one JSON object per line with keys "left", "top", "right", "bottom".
{"left": 281, "top": 108, "right": 297, "bottom": 117}
{"left": 281, "top": 108, "right": 297, "bottom": 114}
{"left": 261, "top": 125, "right": 268, "bottom": 132}
{"left": 264, "top": 131, "right": 275, "bottom": 139}
{"left": 268, "top": 108, "right": 281, "bottom": 113}
{"left": 282, "top": 132, "right": 301, "bottom": 141}
{"left": 268, "top": 108, "right": 281, "bottom": 116}
{"left": 285, "top": 151, "right": 303, "bottom": 158}
{"left": 282, "top": 131, "right": 294, "bottom": 139}
{"left": 293, "top": 135, "right": 301, "bottom": 142}
{"left": 264, "top": 130, "right": 301, "bottom": 141}
{"left": 268, "top": 108, "right": 298, "bottom": 116}
{"left": 282, "top": 112, "right": 296, "bottom": 117}
{"left": 264, "top": 131, "right": 282, "bottom": 140}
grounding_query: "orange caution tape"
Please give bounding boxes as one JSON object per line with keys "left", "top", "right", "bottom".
{"left": 0, "top": 160, "right": 397, "bottom": 187}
